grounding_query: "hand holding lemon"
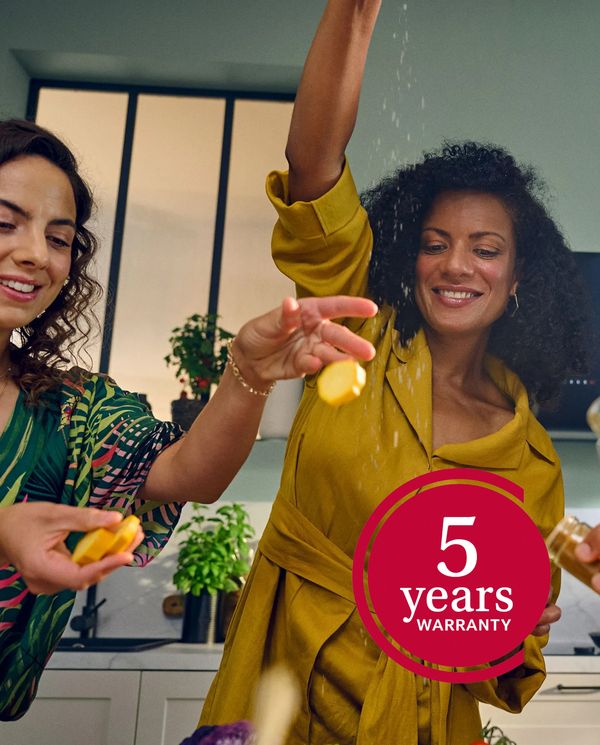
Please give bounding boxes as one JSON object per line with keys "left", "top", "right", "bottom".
{"left": 72, "top": 515, "right": 142, "bottom": 566}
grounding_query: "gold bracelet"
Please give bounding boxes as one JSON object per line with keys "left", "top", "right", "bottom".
{"left": 226, "top": 338, "right": 276, "bottom": 397}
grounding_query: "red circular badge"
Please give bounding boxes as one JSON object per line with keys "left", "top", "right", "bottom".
{"left": 352, "top": 469, "right": 551, "bottom": 683}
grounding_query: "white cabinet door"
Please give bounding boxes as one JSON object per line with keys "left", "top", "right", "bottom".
{"left": 480, "top": 673, "right": 600, "bottom": 745}
{"left": 135, "top": 671, "right": 216, "bottom": 745}
{"left": 0, "top": 670, "right": 141, "bottom": 745}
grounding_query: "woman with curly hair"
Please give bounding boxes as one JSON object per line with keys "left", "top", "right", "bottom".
{"left": 200, "top": 1, "right": 582, "bottom": 743}
{"left": 0, "top": 118, "right": 377, "bottom": 721}
{"left": 364, "top": 141, "right": 589, "bottom": 407}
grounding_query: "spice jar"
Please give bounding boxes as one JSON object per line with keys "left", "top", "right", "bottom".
{"left": 546, "top": 515, "right": 600, "bottom": 590}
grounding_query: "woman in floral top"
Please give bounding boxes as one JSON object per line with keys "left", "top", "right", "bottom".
{"left": 0, "top": 119, "right": 377, "bottom": 720}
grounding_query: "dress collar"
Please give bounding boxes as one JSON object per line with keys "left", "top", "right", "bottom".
{"left": 385, "top": 323, "right": 556, "bottom": 468}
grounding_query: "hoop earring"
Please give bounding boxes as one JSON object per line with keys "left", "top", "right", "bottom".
{"left": 509, "top": 292, "right": 519, "bottom": 318}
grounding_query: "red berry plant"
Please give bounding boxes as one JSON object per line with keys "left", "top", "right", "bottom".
{"left": 165, "top": 313, "right": 234, "bottom": 400}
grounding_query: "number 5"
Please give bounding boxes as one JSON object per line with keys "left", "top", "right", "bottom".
{"left": 437, "top": 516, "right": 477, "bottom": 578}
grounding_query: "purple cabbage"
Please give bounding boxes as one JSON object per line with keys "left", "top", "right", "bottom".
{"left": 179, "top": 721, "right": 255, "bottom": 745}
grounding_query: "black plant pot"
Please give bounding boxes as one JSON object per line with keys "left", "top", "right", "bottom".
{"left": 171, "top": 395, "right": 208, "bottom": 431}
{"left": 215, "top": 590, "right": 241, "bottom": 643}
{"left": 181, "top": 591, "right": 211, "bottom": 643}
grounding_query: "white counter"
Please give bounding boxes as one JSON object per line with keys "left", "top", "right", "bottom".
{"left": 48, "top": 643, "right": 600, "bottom": 674}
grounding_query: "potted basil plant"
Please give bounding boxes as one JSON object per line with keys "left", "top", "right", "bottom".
{"left": 471, "top": 720, "right": 517, "bottom": 745}
{"left": 165, "top": 313, "right": 234, "bottom": 430}
{"left": 173, "top": 503, "right": 254, "bottom": 643}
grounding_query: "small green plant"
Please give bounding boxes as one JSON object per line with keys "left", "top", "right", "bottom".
{"left": 165, "top": 313, "right": 234, "bottom": 399}
{"left": 173, "top": 503, "right": 255, "bottom": 597}
{"left": 471, "top": 721, "right": 517, "bottom": 745}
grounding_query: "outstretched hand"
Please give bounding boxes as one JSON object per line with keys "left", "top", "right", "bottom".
{"left": 0, "top": 503, "right": 143, "bottom": 595}
{"left": 232, "top": 296, "right": 377, "bottom": 387}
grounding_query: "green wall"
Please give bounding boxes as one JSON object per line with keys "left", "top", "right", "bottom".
{"left": 0, "top": 49, "right": 28, "bottom": 119}
{"left": 353, "top": 0, "right": 600, "bottom": 255}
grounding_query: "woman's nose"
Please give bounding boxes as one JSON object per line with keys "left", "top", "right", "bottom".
{"left": 13, "top": 228, "right": 49, "bottom": 269}
{"left": 440, "top": 245, "right": 474, "bottom": 279}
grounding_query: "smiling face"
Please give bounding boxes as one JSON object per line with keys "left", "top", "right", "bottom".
{"left": 0, "top": 155, "right": 75, "bottom": 337}
{"left": 415, "top": 190, "right": 518, "bottom": 343}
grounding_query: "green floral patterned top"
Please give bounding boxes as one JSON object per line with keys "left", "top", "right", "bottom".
{"left": 0, "top": 373, "right": 184, "bottom": 720}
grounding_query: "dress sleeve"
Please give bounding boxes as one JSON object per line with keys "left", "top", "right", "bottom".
{"left": 268, "top": 159, "right": 374, "bottom": 302}
{"left": 63, "top": 374, "right": 185, "bottom": 566}
{"left": 462, "top": 637, "right": 547, "bottom": 714}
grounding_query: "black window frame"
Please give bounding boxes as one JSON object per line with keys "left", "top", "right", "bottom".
{"left": 28, "top": 79, "right": 295, "bottom": 373}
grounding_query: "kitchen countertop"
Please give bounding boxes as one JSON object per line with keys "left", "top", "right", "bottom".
{"left": 48, "top": 642, "right": 225, "bottom": 671}
{"left": 47, "top": 642, "right": 600, "bottom": 673}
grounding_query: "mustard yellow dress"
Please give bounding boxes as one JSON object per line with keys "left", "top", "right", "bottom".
{"left": 200, "top": 162, "right": 563, "bottom": 744}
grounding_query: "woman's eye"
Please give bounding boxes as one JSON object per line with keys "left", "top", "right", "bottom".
{"left": 47, "top": 235, "right": 71, "bottom": 249}
{"left": 421, "top": 243, "right": 446, "bottom": 254}
{"left": 0, "top": 221, "right": 15, "bottom": 230}
{"left": 475, "top": 247, "right": 500, "bottom": 258}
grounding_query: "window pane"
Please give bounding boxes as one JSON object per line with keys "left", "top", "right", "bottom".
{"left": 218, "top": 100, "right": 294, "bottom": 334}
{"left": 36, "top": 89, "right": 128, "bottom": 369}
{"left": 109, "top": 95, "right": 225, "bottom": 420}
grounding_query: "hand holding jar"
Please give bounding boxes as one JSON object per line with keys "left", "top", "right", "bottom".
{"left": 574, "top": 524, "right": 600, "bottom": 593}
{"left": 547, "top": 516, "right": 600, "bottom": 593}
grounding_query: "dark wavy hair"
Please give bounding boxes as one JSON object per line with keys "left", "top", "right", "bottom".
{"left": 362, "top": 141, "right": 590, "bottom": 404}
{"left": 0, "top": 119, "right": 102, "bottom": 403}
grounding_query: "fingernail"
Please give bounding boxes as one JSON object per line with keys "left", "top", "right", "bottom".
{"left": 103, "top": 511, "right": 122, "bottom": 523}
{"left": 575, "top": 542, "right": 593, "bottom": 561}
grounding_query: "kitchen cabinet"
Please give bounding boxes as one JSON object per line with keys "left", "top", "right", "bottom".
{"left": 479, "top": 673, "right": 600, "bottom": 745}
{"left": 3, "top": 654, "right": 599, "bottom": 744}
{"left": 0, "top": 670, "right": 141, "bottom": 745}
{"left": 0, "top": 667, "right": 215, "bottom": 745}
{"left": 135, "top": 671, "right": 215, "bottom": 745}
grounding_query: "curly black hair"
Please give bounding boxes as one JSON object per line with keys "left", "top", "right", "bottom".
{"left": 362, "top": 141, "right": 590, "bottom": 405}
{"left": 0, "top": 119, "right": 102, "bottom": 403}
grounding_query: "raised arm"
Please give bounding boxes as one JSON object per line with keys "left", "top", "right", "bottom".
{"left": 286, "top": 0, "right": 382, "bottom": 203}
